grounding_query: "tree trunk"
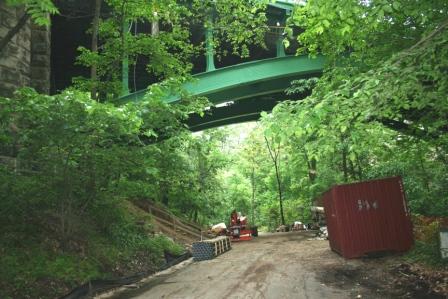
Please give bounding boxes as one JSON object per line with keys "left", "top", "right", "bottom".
{"left": 274, "top": 160, "right": 285, "bottom": 225}
{"left": 264, "top": 136, "right": 285, "bottom": 226}
{"left": 341, "top": 145, "right": 348, "bottom": 182}
{"left": 0, "top": 13, "right": 30, "bottom": 56}
{"left": 418, "top": 151, "right": 431, "bottom": 193}
{"left": 348, "top": 158, "right": 357, "bottom": 180}
{"left": 251, "top": 165, "right": 256, "bottom": 225}
{"left": 193, "top": 209, "right": 198, "bottom": 223}
{"left": 120, "top": 3, "right": 129, "bottom": 96}
{"left": 160, "top": 181, "right": 169, "bottom": 206}
{"left": 303, "top": 149, "right": 317, "bottom": 183}
{"left": 90, "top": 0, "right": 102, "bottom": 100}
{"left": 151, "top": 20, "right": 159, "bottom": 36}
{"left": 355, "top": 152, "right": 363, "bottom": 180}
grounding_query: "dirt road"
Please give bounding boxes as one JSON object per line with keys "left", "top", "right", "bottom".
{"left": 105, "top": 231, "right": 429, "bottom": 299}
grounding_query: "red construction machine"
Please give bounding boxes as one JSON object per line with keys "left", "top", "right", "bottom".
{"left": 228, "top": 210, "right": 258, "bottom": 241}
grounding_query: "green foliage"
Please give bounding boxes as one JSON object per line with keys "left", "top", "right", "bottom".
{"left": 0, "top": 246, "right": 101, "bottom": 298}
{"left": 249, "top": 0, "right": 448, "bottom": 221}
{"left": 205, "top": 0, "right": 448, "bottom": 227}
{"left": 0, "top": 227, "right": 183, "bottom": 298}
{"left": 75, "top": 0, "right": 195, "bottom": 97}
{"left": 205, "top": 124, "right": 318, "bottom": 230}
{"left": 286, "top": 77, "right": 319, "bottom": 95}
{"left": 0, "top": 87, "right": 204, "bottom": 298}
{"left": 192, "top": 0, "right": 269, "bottom": 57}
{"left": 407, "top": 240, "right": 448, "bottom": 268}
{"left": 75, "top": 0, "right": 270, "bottom": 98}
{"left": 289, "top": 0, "right": 447, "bottom": 60}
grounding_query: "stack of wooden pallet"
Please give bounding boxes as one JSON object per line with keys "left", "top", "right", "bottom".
{"left": 192, "top": 236, "right": 231, "bottom": 261}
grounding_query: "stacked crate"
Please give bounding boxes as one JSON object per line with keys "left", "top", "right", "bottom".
{"left": 192, "top": 236, "right": 231, "bottom": 261}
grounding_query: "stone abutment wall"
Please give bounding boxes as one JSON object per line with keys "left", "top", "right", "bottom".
{"left": 0, "top": 3, "right": 51, "bottom": 97}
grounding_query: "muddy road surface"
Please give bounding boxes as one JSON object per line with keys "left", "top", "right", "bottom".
{"left": 105, "top": 231, "right": 428, "bottom": 299}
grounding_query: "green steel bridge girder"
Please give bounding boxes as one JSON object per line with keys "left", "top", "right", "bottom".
{"left": 118, "top": 54, "right": 326, "bottom": 107}
{"left": 187, "top": 94, "right": 303, "bottom": 132}
{"left": 114, "top": 2, "right": 325, "bottom": 130}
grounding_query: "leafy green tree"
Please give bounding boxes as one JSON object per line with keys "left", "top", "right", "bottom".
{"left": 75, "top": 0, "right": 270, "bottom": 99}
{"left": 266, "top": 0, "right": 448, "bottom": 218}
{"left": 192, "top": 0, "right": 269, "bottom": 57}
{"left": 286, "top": 0, "right": 448, "bottom": 143}
{"left": 263, "top": 125, "right": 286, "bottom": 226}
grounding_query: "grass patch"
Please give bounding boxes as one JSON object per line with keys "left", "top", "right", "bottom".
{"left": 0, "top": 200, "right": 187, "bottom": 299}
{"left": 405, "top": 241, "right": 448, "bottom": 268}
{"left": 0, "top": 244, "right": 102, "bottom": 298}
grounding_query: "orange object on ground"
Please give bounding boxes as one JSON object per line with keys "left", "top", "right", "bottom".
{"left": 229, "top": 210, "right": 256, "bottom": 241}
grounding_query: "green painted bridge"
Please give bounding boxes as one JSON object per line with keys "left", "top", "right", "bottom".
{"left": 117, "top": 1, "right": 326, "bottom": 131}
{"left": 119, "top": 54, "right": 325, "bottom": 131}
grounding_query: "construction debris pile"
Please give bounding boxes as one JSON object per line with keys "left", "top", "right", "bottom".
{"left": 317, "top": 226, "right": 328, "bottom": 239}
{"left": 308, "top": 226, "right": 328, "bottom": 241}
{"left": 210, "top": 223, "right": 227, "bottom": 236}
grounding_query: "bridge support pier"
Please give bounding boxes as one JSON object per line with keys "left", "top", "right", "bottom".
{"left": 205, "top": 15, "right": 216, "bottom": 72}
{"left": 276, "top": 36, "right": 286, "bottom": 57}
{"left": 121, "top": 20, "right": 130, "bottom": 96}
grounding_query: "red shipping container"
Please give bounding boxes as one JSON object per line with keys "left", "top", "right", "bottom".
{"left": 323, "top": 176, "right": 413, "bottom": 258}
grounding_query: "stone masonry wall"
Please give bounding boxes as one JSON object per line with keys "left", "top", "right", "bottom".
{"left": 0, "top": 3, "right": 51, "bottom": 97}
{"left": 30, "top": 20, "right": 51, "bottom": 94}
{"left": 0, "top": 3, "right": 31, "bottom": 97}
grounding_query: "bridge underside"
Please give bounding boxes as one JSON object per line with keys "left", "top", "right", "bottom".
{"left": 187, "top": 96, "right": 281, "bottom": 131}
{"left": 118, "top": 55, "right": 325, "bottom": 131}
{"left": 187, "top": 89, "right": 312, "bottom": 132}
